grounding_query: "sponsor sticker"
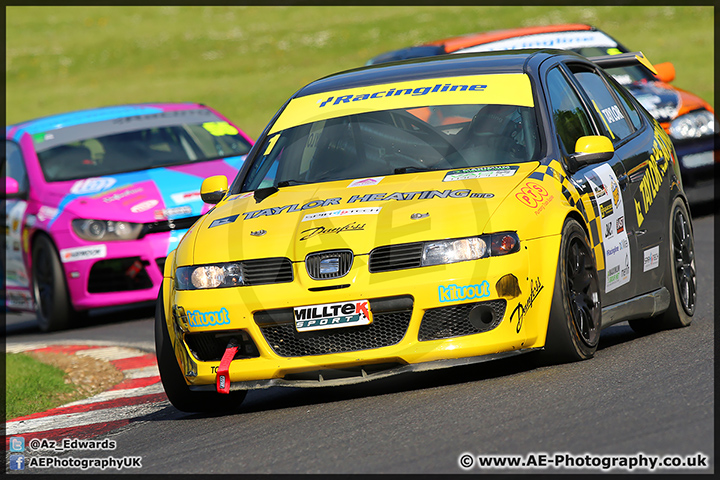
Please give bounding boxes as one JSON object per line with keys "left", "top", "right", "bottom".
{"left": 209, "top": 214, "right": 239, "bottom": 228}
{"left": 589, "top": 164, "right": 631, "bottom": 292}
{"left": 515, "top": 181, "right": 553, "bottom": 213}
{"left": 269, "top": 74, "right": 534, "bottom": 135}
{"left": 36, "top": 206, "right": 59, "bottom": 222}
{"left": 299, "top": 222, "right": 365, "bottom": 240}
{"left": 70, "top": 177, "right": 116, "bottom": 195}
{"left": 443, "top": 165, "right": 518, "bottom": 182}
{"left": 294, "top": 300, "right": 372, "bottom": 332}
{"left": 171, "top": 191, "right": 202, "bottom": 204}
{"left": 59, "top": 244, "right": 107, "bottom": 263}
{"left": 509, "top": 277, "right": 543, "bottom": 333}
{"left": 302, "top": 207, "right": 381, "bottom": 222}
{"left": 604, "top": 221, "right": 614, "bottom": 239}
{"left": 438, "top": 281, "right": 490, "bottom": 303}
{"left": 454, "top": 31, "right": 618, "bottom": 54}
{"left": 187, "top": 308, "right": 231, "bottom": 327}
{"left": 154, "top": 205, "right": 193, "bottom": 220}
{"left": 6, "top": 290, "right": 34, "bottom": 310}
{"left": 130, "top": 199, "right": 159, "bottom": 213}
{"left": 599, "top": 199, "right": 614, "bottom": 218}
{"left": 102, "top": 187, "right": 143, "bottom": 203}
{"left": 643, "top": 246, "right": 660, "bottom": 272}
{"left": 347, "top": 177, "right": 384, "bottom": 188}
{"left": 616, "top": 215, "right": 624, "bottom": 234}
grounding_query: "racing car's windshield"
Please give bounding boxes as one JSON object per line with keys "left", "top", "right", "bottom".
{"left": 34, "top": 109, "right": 252, "bottom": 182}
{"left": 242, "top": 103, "right": 540, "bottom": 191}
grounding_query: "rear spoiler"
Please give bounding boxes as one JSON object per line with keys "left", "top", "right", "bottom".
{"left": 588, "top": 51, "right": 658, "bottom": 76}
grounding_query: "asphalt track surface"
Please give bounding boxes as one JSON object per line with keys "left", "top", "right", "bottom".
{"left": 5, "top": 205, "right": 715, "bottom": 474}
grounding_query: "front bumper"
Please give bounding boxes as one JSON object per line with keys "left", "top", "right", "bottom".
{"left": 674, "top": 135, "right": 717, "bottom": 204}
{"left": 164, "top": 234, "right": 561, "bottom": 389}
{"left": 55, "top": 228, "right": 188, "bottom": 310}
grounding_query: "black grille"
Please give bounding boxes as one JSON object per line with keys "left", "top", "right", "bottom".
{"left": 184, "top": 330, "right": 260, "bottom": 362}
{"left": 141, "top": 215, "right": 201, "bottom": 236}
{"left": 88, "top": 257, "right": 153, "bottom": 293}
{"left": 306, "top": 250, "right": 353, "bottom": 280}
{"left": 256, "top": 295, "right": 413, "bottom": 357}
{"left": 369, "top": 242, "right": 423, "bottom": 272}
{"left": 242, "top": 257, "right": 293, "bottom": 285}
{"left": 418, "top": 300, "right": 506, "bottom": 341}
{"left": 156, "top": 257, "right": 166, "bottom": 274}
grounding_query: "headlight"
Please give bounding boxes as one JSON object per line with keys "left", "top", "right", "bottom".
{"left": 421, "top": 233, "right": 519, "bottom": 267}
{"left": 72, "top": 219, "right": 143, "bottom": 241}
{"left": 176, "top": 263, "right": 244, "bottom": 290}
{"left": 669, "top": 109, "right": 717, "bottom": 139}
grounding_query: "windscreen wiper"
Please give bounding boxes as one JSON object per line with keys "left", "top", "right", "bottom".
{"left": 276, "top": 179, "right": 311, "bottom": 187}
{"left": 394, "top": 166, "right": 431, "bottom": 174}
{"left": 253, "top": 179, "right": 309, "bottom": 203}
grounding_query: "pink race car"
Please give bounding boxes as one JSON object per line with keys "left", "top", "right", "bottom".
{"left": 4, "top": 103, "right": 254, "bottom": 331}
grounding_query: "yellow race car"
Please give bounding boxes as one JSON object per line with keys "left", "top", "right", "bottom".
{"left": 155, "top": 49, "right": 697, "bottom": 412}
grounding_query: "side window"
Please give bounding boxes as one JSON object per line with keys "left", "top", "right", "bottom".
{"left": 572, "top": 67, "right": 634, "bottom": 141}
{"left": 546, "top": 67, "right": 595, "bottom": 153}
{"left": 603, "top": 72, "right": 643, "bottom": 130}
{"left": 4, "top": 141, "right": 29, "bottom": 194}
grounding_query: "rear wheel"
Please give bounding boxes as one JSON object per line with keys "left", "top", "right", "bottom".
{"left": 542, "top": 218, "right": 601, "bottom": 364}
{"left": 155, "top": 285, "right": 247, "bottom": 413}
{"left": 629, "top": 197, "right": 695, "bottom": 334}
{"left": 32, "top": 235, "right": 72, "bottom": 332}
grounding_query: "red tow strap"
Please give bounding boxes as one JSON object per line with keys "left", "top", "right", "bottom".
{"left": 216, "top": 341, "right": 239, "bottom": 394}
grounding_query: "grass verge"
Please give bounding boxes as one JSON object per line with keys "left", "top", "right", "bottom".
{"left": 6, "top": 6, "right": 713, "bottom": 139}
{"left": 5, "top": 353, "right": 78, "bottom": 420}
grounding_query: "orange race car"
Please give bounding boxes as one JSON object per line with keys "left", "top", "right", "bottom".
{"left": 368, "top": 24, "right": 717, "bottom": 204}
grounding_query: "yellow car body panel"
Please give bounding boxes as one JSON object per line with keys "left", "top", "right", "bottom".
{"left": 163, "top": 159, "right": 595, "bottom": 387}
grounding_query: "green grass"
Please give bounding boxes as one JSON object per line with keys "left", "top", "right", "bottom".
{"left": 6, "top": 6, "right": 714, "bottom": 140}
{"left": 5, "top": 353, "right": 77, "bottom": 420}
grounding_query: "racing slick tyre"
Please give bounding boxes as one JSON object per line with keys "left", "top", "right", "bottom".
{"left": 629, "top": 197, "right": 695, "bottom": 334}
{"left": 155, "top": 285, "right": 247, "bottom": 413}
{"left": 32, "top": 234, "right": 73, "bottom": 332}
{"left": 541, "top": 218, "right": 601, "bottom": 364}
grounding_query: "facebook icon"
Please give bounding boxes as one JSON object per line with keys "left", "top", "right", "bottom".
{"left": 9, "top": 454, "right": 25, "bottom": 470}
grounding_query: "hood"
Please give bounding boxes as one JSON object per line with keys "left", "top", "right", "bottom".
{"left": 625, "top": 80, "right": 712, "bottom": 124}
{"left": 43, "top": 157, "right": 246, "bottom": 229}
{"left": 189, "top": 163, "right": 538, "bottom": 265}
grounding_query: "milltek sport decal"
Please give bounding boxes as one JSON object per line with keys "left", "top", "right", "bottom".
{"left": 270, "top": 74, "right": 534, "bottom": 134}
{"left": 294, "top": 300, "right": 372, "bottom": 332}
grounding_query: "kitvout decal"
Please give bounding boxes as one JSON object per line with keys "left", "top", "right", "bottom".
{"left": 240, "top": 189, "right": 490, "bottom": 220}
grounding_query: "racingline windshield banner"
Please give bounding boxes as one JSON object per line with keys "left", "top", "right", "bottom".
{"left": 270, "top": 74, "right": 534, "bottom": 134}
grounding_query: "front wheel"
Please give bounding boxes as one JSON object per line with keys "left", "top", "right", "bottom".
{"left": 629, "top": 197, "right": 696, "bottom": 334}
{"left": 542, "top": 218, "right": 602, "bottom": 364}
{"left": 155, "top": 285, "right": 247, "bottom": 413}
{"left": 32, "top": 235, "right": 73, "bottom": 332}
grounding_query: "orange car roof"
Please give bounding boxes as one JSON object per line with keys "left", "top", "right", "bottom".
{"left": 429, "top": 24, "right": 595, "bottom": 53}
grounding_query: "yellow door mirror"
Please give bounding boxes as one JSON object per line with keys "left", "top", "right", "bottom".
{"left": 200, "top": 175, "right": 228, "bottom": 204}
{"left": 569, "top": 135, "right": 614, "bottom": 171}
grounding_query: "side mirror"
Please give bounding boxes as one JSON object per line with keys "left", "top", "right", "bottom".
{"left": 4, "top": 177, "right": 20, "bottom": 197}
{"left": 200, "top": 175, "right": 228, "bottom": 204}
{"left": 653, "top": 62, "right": 676, "bottom": 83}
{"left": 569, "top": 136, "right": 615, "bottom": 170}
